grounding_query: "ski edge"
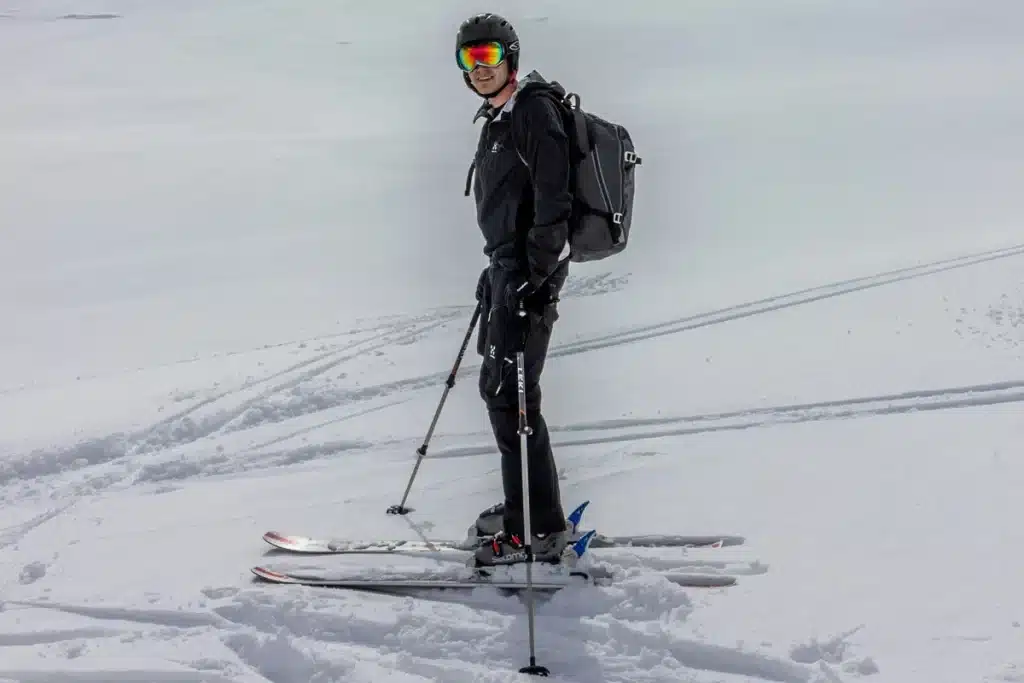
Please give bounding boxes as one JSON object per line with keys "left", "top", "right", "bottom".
{"left": 250, "top": 565, "right": 737, "bottom": 590}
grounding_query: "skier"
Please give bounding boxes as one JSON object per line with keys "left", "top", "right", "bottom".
{"left": 456, "top": 13, "right": 574, "bottom": 566}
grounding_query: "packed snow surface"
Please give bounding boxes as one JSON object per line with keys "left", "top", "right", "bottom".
{"left": 2, "top": 1, "right": 1023, "bottom": 681}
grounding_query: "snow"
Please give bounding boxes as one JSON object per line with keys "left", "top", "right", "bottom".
{"left": 2, "top": 0, "right": 1023, "bottom": 681}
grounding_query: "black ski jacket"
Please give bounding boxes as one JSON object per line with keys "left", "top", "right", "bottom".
{"left": 467, "top": 71, "right": 572, "bottom": 293}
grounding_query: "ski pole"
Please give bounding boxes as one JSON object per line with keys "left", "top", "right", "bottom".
{"left": 515, "top": 322, "right": 549, "bottom": 676}
{"left": 386, "top": 301, "right": 482, "bottom": 515}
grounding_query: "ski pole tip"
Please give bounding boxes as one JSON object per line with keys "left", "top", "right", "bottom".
{"left": 385, "top": 504, "right": 413, "bottom": 515}
{"left": 518, "top": 664, "right": 550, "bottom": 677}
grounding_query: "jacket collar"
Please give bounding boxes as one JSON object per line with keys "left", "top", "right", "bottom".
{"left": 472, "top": 89, "right": 518, "bottom": 123}
{"left": 471, "top": 70, "right": 548, "bottom": 123}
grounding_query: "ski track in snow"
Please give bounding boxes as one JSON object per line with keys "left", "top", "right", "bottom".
{"left": 0, "top": 673, "right": 239, "bottom": 683}
{"left": 0, "top": 310, "right": 459, "bottom": 494}
{"left": 431, "top": 378, "right": 1024, "bottom": 459}
{"left": 551, "top": 242, "right": 1024, "bottom": 358}
{"left": 0, "top": 12, "right": 123, "bottom": 23}
{"left": 0, "top": 504, "right": 75, "bottom": 551}
{"left": 0, "top": 565, "right": 837, "bottom": 683}
{"left": 0, "top": 270, "right": 633, "bottom": 493}
{"left": 203, "top": 579, "right": 840, "bottom": 683}
{"left": 2, "top": 245, "right": 1021, "bottom": 516}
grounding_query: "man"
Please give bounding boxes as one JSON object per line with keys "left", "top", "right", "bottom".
{"left": 455, "top": 13, "right": 574, "bottom": 566}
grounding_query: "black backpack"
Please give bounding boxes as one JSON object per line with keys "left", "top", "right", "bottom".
{"left": 465, "top": 75, "right": 642, "bottom": 263}
{"left": 544, "top": 82, "right": 642, "bottom": 263}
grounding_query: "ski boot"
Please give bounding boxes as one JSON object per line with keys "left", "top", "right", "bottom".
{"left": 464, "top": 500, "right": 591, "bottom": 546}
{"left": 469, "top": 526, "right": 599, "bottom": 590}
{"left": 473, "top": 527, "right": 571, "bottom": 567}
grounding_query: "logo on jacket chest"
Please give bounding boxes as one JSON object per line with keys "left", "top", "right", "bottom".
{"left": 474, "top": 129, "right": 517, "bottom": 189}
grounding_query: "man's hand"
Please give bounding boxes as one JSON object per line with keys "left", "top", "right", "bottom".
{"left": 503, "top": 275, "right": 535, "bottom": 316}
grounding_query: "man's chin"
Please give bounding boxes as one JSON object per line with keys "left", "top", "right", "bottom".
{"left": 473, "top": 80, "right": 500, "bottom": 96}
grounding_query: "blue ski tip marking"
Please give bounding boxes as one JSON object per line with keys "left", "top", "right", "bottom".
{"left": 571, "top": 529, "right": 597, "bottom": 558}
{"left": 567, "top": 500, "right": 590, "bottom": 533}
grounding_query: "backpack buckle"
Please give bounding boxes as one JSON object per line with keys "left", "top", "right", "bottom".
{"left": 624, "top": 151, "right": 640, "bottom": 165}
{"left": 612, "top": 212, "right": 623, "bottom": 224}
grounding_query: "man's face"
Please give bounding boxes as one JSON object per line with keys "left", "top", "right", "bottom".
{"left": 467, "top": 61, "right": 509, "bottom": 97}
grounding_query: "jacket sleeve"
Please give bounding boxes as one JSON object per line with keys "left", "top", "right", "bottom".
{"left": 511, "top": 93, "right": 572, "bottom": 288}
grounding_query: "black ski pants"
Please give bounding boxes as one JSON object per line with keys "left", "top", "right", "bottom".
{"left": 477, "top": 264, "right": 565, "bottom": 538}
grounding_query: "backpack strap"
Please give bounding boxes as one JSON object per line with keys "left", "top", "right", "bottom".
{"left": 560, "top": 92, "right": 590, "bottom": 159}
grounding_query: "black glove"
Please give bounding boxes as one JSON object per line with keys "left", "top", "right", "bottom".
{"left": 503, "top": 274, "right": 536, "bottom": 315}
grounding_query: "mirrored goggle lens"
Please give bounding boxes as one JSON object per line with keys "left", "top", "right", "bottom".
{"left": 457, "top": 42, "right": 505, "bottom": 71}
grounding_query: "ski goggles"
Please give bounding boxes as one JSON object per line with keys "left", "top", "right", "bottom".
{"left": 457, "top": 41, "right": 506, "bottom": 72}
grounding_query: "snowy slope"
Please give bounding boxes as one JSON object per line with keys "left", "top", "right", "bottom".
{"left": 2, "top": 1, "right": 1024, "bottom": 682}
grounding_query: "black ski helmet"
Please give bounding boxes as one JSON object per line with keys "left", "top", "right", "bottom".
{"left": 456, "top": 13, "right": 520, "bottom": 96}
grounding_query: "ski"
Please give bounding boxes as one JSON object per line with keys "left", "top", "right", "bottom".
{"left": 262, "top": 501, "right": 743, "bottom": 557}
{"left": 251, "top": 564, "right": 737, "bottom": 591}
{"left": 261, "top": 530, "right": 738, "bottom": 555}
